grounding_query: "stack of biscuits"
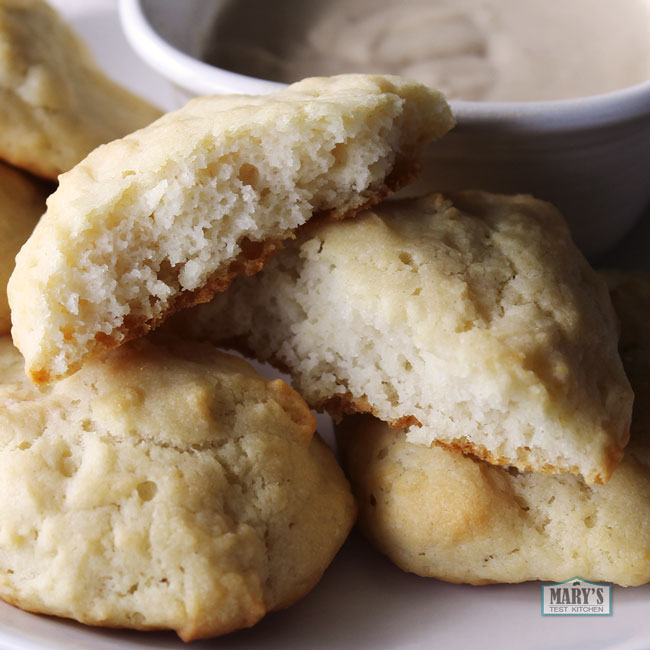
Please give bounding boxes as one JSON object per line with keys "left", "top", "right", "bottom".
{"left": 1, "top": 0, "right": 648, "bottom": 642}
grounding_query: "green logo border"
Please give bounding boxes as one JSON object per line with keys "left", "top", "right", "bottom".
{"left": 541, "top": 577, "right": 613, "bottom": 616}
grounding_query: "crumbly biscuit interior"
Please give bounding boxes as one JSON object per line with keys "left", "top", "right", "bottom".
{"left": 30, "top": 98, "right": 410, "bottom": 380}
{"left": 185, "top": 193, "right": 630, "bottom": 483}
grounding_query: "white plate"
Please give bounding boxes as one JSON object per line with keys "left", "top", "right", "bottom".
{"left": 2, "top": 2, "right": 650, "bottom": 648}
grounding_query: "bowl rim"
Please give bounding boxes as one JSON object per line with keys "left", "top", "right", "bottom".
{"left": 120, "top": 0, "right": 650, "bottom": 129}
{"left": 119, "top": 0, "right": 285, "bottom": 96}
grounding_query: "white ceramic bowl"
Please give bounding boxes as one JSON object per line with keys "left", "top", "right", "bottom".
{"left": 119, "top": 0, "right": 650, "bottom": 258}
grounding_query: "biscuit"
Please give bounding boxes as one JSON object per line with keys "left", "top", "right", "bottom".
{"left": 0, "top": 161, "right": 48, "bottom": 333}
{"left": 334, "top": 270, "right": 650, "bottom": 586}
{"left": 180, "top": 191, "right": 632, "bottom": 483}
{"left": 8, "top": 73, "right": 453, "bottom": 384}
{"left": 0, "top": 336, "right": 356, "bottom": 640}
{"left": 0, "top": 0, "right": 162, "bottom": 179}
{"left": 336, "top": 411, "right": 650, "bottom": 586}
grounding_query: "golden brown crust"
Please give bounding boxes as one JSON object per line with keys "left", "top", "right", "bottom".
{"left": 0, "top": 594, "right": 264, "bottom": 640}
{"left": 135, "top": 238, "right": 288, "bottom": 339}
{"left": 0, "top": 337, "right": 356, "bottom": 640}
{"left": 311, "top": 156, "right": 420, "bottom": 223}
{"left": 333, "top": 398, "right": 622, "bottom": 485}
{"left": 336, "top": 411, "right": 650, "bottom": 586}
{"left": 318, "top": 392, "right": 422, "bottom": 429}
{"left": 428, "top": 422, "right": 628, "bottom": 485}
{"left": 430, "top": 439, "right": 581, "bottom": 482}
{"left": 28, "top": 237, "right": 287, "bottom": 384}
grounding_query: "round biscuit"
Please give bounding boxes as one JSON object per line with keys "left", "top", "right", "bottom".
{"left": 0, "top": 336, "right": 356, "bottom": 640}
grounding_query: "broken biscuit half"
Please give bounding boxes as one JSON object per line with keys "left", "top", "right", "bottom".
{"left": 9, "top": 74, "right": 452, "bottom": 383}
{"left": 180, "top": 191, "right": 632, "bottom": 484}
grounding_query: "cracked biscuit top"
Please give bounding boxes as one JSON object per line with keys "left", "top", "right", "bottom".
{"left": 0, "top": 335, "right": 356, "bottom": 641}
{"left": 183, "top": 190, "right": 632, "bottom": 483}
